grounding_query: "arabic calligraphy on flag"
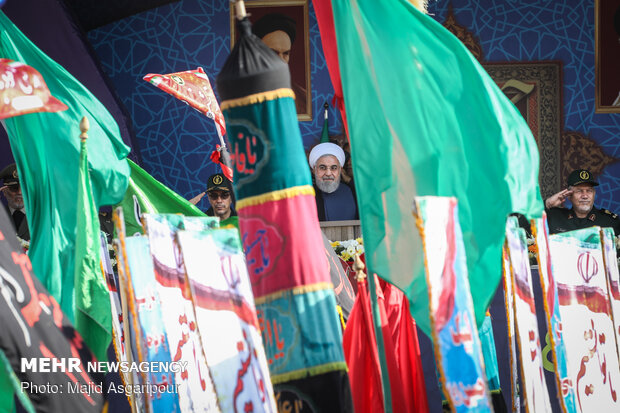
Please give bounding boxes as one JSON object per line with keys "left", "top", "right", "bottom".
{"left": 143, "top": 67, "right": 226, "bottom": 137}
{"left": 505, "top": 217, "right": 552, "bottom": 412}
{"left": 0, "top": 58, "right": 67, "bottom": 119}
{"left": 532, "top": 216, "right": 576, "bottom": 412}
{"left": 143, "top": 214, "right": 220, "bottom": 413}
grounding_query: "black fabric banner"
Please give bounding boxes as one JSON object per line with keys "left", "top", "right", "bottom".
{"left": 274, "top": 370, "right": 353, "bottom": 413}
{"left": 0, "top": 207, "right": 104, "bottom": 412}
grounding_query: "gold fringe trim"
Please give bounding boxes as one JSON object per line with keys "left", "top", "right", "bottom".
{"left": 237, "top": 186, "right": 315, "bottom": 210}
{"left": 270, "top": 362, "right": 348, "bottom": 385}
{"left": 337, "top": 305, "right": 346, "bottom": 330}
{"left": 254, "top": 282, "right": 333, "bottom": 305}
{"left": 221, "top": 88, "right": 295, "bottom": 109}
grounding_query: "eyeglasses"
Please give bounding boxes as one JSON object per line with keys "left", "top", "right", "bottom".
{"left": 207, "top": 191, "right": 230, "bottom": 200}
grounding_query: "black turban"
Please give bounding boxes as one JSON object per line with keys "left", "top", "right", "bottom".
{"left": 252, "top": 13, "right": 296, "bottom": 44}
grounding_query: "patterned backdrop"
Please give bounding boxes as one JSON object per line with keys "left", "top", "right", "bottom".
{"left": 88, "top": 0, "right": 620, "bottom": 212}
{"left": 88, "top": 0, "right": 341, "bottom": 211}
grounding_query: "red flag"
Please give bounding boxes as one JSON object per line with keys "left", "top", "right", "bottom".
{"left": 343, "top": 276, "right": 384, "bottom": 413}
{"left": 210, "top": 144, "right": 234, "bottom": 182}
{"left": 381, "top": 280, "right": 429, "bottom": 413}
{"left": 344, "top": 275, "right": 418, "bottom": 413}
{"left": 312, "top": 0, "right": 349, "bottom": 138}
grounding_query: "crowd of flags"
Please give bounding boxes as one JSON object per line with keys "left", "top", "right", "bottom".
{"left": 1, "top": 1, "right": 620, "bottom": 412}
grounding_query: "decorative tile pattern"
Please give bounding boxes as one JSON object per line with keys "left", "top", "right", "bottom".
{"left": 88, "top": 0, "right": 341, "bottom": 211}
{"left": 428, "top": 0, "right": 620, "bottom": 211}
{"left": 89, "top": 1, "right": 620, "bottom": 211}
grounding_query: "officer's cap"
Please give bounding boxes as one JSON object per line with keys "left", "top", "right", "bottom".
{"left": 567, "top": 169, "right": 598, "bottom": 187}
{"left": 0, "top": 163, "right": 19, "bottom": 187}
{"left": 206, "top": 173, "right": 232, "bottom": 193}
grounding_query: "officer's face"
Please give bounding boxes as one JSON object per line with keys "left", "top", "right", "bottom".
{"left": 2, "top": 184, "right": 24, "bottom": 210}
{"left": 568, "top": 183, "right": 595, "bottom": 216}
{"left": 207, "top": 190, "right": 232, "bottom": 220}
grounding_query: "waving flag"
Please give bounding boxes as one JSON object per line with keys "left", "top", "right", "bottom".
{"left": 116, "top": 160, "right": 205, "bottom": 236}
{"left": 0, "top": 11, "right": 130, "bottom": 323}
{"left": 144, "top": 68, "right": 233, "bottom": 180}
{"left": 313, "top": 0, "right": 543, "bottom": 335}
{"left": 144, "top": 67, "right": 225, "bottom": 137}
{"left": 416, "top": 197, "right": 493, "bottom": 412}
{"left": 0, "top": 58, "right": 67, "bottom": 119}
{"left": 74, "top": 118, "right": 112, "bottom": 362}
{"left": 0, "top": 207, "right": 104, "bottom": 412}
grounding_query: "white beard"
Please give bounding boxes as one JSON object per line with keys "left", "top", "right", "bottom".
{"left": 316, "top": 175, "right": 340, "bottom": 194}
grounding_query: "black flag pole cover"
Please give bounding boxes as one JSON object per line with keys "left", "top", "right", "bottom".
{"left": 217, "top": 16, "right": 291, "bottom": 101}
{"left": 216, "top": 4, "right": 353, "bottom": 412}
{"left": 0, "top": 207, "right": 104, "bottom": 412}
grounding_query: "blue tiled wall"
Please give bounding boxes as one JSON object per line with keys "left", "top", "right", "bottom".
{"left": 428, "top": 0, "right": 620, "bottom": 211}
{"left": 89, "top": 1, "right": 620, "bottom": 211}
{"left": 88, "top": 0, "right": 341, "bottom": 211}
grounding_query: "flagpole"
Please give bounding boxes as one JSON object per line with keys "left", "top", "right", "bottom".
{"left": 233, "top": 0, "right": 247, "bottom": 20}
{"left": 354, "top": 255, "right": 393, "bottom": 412}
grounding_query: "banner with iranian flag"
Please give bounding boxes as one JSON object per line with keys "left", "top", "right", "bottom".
{"left": 601, "top": 227, "right": 620, "bottom": 356}
{"left": 415, "top": 196, "right": 492, "bottom": 412}
{"left": 549, "top": 227, "right": 620, "bottom": 412}
{"left": 121, "top": 235, "right": 180, "bottom": 413}
{"left": 177, "top": 228, "right": 276, "bottom": 413}
{"left": 143, "top": 214, "right": 220, "bottom": 412}
{"left": 532, "top": 216, "right": 576, "bottom": 412}
{"left": 505, "top": 217, "right": 552, "bottom": 411}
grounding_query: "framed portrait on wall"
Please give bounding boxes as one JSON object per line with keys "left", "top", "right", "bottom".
{"left": 595, "top": 0, "right": 620, "bottom": 113}
{"left": 230, "top": 0, "right": 312, "bottom": 121}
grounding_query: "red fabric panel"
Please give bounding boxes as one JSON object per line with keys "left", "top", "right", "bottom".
{"left": 239, "top": 193, "right": 329, "bottom": 297}
{"left": 312, "top": 0, "right": 350, "bottom": 139}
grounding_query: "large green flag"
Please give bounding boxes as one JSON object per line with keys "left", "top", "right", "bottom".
{"left": 0, "top": 11, "right": 130, "bottom": 323}
{"left": 117, "top": 160, "right": 206, "bottom": 236}
{"left": 75, "top": 128, "right": 112, "bottom": 362}
{"left": 328, "top": 0, "right": 544, "bottom": 334}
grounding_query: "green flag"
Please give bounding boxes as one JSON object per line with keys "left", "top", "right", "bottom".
{"left": 0, "top": 12, "right": 130, "bottom": 323}
{"left": 75, "top": 129, "right": 112, "bottom": 362}
{"left": 329, "top": 0, "right": 543, "bottom": 334}
{"left": 117, "top": 160, "right": 206, "bottom": 236}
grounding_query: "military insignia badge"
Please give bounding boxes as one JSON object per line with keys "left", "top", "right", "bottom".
{"left": 588, "top": 213, "right": 596, "bottom": 221}
{"left": 580, "top": 170, "right": 589, "bottom": 180}
{"left": 12, "top": 169, "right": 17, "bottom": 179}
{"left": 213, "top": 174, "right": 223, "bottom": 185}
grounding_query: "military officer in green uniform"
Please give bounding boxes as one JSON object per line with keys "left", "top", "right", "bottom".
{"left": 545, "top": 169, "right": 620, "bottom": 235}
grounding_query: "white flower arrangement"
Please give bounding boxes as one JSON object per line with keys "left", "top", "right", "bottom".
{"left": 330, "top": 237, "right": 364, "bottom": 262}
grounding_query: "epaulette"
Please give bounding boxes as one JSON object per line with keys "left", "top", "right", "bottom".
{"left": 603, "top": 209, "right": 618, "bottom": 219}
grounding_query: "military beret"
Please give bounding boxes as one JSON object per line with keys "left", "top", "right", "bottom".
{"left": 567, "top": 169, "right": 598, "bottom": 187}
{"left": 0, "top": 163, "right": 19, "bottom": 187}
{"left": 252, "top": 13, "right": 296, "bottom": 44}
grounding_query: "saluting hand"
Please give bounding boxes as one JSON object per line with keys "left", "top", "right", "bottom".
{"left": 545, "top": 188, "right": 573, "bottom": 209}
{"left": 189, "top": 191, "right": 206, "bottom": 205}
